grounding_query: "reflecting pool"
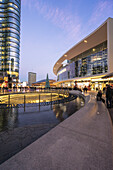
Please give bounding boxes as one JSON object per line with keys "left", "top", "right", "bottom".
{"left": 0, "top": 96, "right": 84, "bottom": 132}
{"left": 0, "top": 96, "right": 85, "bottom": 164}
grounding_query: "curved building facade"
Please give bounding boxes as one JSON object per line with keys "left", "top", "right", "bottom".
{"left": 53, "top": 18, "right": 113, "bottom": 90}
{"left": 0, "top": 0, "right": 21, "bottom": 86}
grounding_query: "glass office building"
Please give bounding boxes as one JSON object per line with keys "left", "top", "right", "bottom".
{"left": 0, "top": 0, "right": 21, "bottom": 85}
{"left": 53, "top": 18, "right": 113, "bottom": 90}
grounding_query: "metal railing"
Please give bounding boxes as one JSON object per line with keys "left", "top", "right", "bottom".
{"left": 0, "top": 87, "right": 70, "bottom": 94}
{"left": 0, "top": 89, "right": 77, "bottom": 111}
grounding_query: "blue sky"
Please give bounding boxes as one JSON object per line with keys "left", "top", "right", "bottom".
{"left": 20, "top": 0, "right": 113, "bottom": 82}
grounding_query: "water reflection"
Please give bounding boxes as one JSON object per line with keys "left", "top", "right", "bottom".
{"left": 0, "top": 107, "right": 18, "bottom": 131}
{"left": 53, "top": 104, "right": 66, "bottom": 122}
{"left": 0, "top": 96, "right": 85, "bottom": 132}
{"left": 53, "top": 97, "right": 85, "bottom": 121}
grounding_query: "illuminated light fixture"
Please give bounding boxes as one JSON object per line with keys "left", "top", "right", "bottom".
{"left": 64, "top": 54, "right": 67, "bottom": 57}
{"left": 7, "top": 71, "right": 19, "bottom": 76}
{"left": 58, "top": 68, "right": 66, "bottom": 75}
{"left": 91, "top": 78, "right": 103, "bottom": 82}
{"left": 92, "top": 57, "right": 102, "bottom": 61}
{"left": 84, "top": 40, "right": 87, "bottom": 43}
{"left": 57, "top": 63, "right": 59, "bottom": 64}
{"left": 93, "top": 48, "right": 95, "bottom": 52}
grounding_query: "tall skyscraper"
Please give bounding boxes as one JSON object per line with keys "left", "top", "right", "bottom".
{"left": 28, "top": 72, "right": 36, "bottom": 86}
{"left": 0, "top": 0, "right": 21, "bottom": 87}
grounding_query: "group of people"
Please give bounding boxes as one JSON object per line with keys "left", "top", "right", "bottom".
{"left": 105, "top": 85, "right": 112, "bottom": 108}
{"left": 97, "top": 85, "right": 113, "bottom": 108}
{"left": 73, "top": 82, "right": 88, "bottom": 93}
{"left": 73, "top": 81, "right": 113, "bottom": 108}
{"left": 83, "top": 86, "right": 88, "bottom": 93}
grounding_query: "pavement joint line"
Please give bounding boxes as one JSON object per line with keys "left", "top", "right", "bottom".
{"left": 59, "top": 124, "right": 111, "bottom": 146}
{"left": 88, "top": 95, "right": 91, "bottom": 103}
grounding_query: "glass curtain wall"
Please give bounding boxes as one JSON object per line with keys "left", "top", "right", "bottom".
{"left": 57, "top": 41, "right": 108, "bottom": 81}
{"left": 0, "top": 0, "right": 21, "bottom": 81}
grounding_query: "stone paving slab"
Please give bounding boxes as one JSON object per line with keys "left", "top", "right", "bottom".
{"left": 0, "top": 122, "right": 112, "bottom": 170}
{"left": 108, "top": 107, "right": 113, "bottom": 124}
{"left": 0, "top": 92, "right": 113, "bottom": 170}
{"left": 60, "top": 101, "right": 112, "bottom": 144}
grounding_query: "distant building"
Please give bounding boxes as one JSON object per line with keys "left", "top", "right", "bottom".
{"left": 32, "top": 79, "right": 56, "bottom": 88}
{"left": 18, "top": 81, "right": 27, "bottom": 87}
{"left": 28, "top": 72, "right": 36, "bottom": 86}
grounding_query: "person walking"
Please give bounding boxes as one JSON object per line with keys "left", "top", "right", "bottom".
{"left": 97, "top": 90, "right": 102, "bottom": 101}
{"left": 106, "top": 85, "right": 112, "bottom": 108}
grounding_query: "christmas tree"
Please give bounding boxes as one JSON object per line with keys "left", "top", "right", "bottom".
{"left": 45, "top": 73, "right": 50, "bottom": 88}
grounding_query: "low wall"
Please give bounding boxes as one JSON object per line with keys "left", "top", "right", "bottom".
{"left": 69, "top": 90, "right": 90, "bottom": 104}
{"left": 0, "top": 91, "right": 113, "bottom": 170}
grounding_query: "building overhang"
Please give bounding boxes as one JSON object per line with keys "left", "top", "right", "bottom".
{"left": 102, "top": 72, "right": 113, "bottom": 79}
{"left": 53, "top": 18, "right": 111, "bottom": 76}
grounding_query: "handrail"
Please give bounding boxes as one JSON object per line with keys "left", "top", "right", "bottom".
{"left": 0, "top": 88, "right": 69, "bottom": 96}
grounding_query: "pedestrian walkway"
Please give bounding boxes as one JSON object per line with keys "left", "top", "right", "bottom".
{"left": 0, "top": 91, "right": 113, "bottom": 170}
{"left": 93, "top": 90, "right": 113, "bottom": 124}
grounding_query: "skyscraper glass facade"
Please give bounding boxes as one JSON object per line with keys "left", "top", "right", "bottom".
{"left": 0, "top": 0, "right": 21, "bottom": 82}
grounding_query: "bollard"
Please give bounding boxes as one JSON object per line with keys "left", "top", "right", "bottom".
{"left": 51, "top": 93, "right": 52, "bottom": 110}
{"left": 63, "top": 92, "right": 64, "bottom": 99}
{"left": 8, "top": 94, "right": 10, "bottom": 106}
{"left": 39, "top": 94, "right": 40, "bottom": 111}
{"left": 24, "top": 95, "right": 26, "bottom": 112}
{"left": 58, "top": 92, "right": 59, "bottom": 100}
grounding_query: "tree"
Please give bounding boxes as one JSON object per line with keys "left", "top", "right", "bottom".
{"left": 45, "top": 73, "right": 50, "bottom": 88}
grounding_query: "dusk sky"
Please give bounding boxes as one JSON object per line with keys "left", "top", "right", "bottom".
{"left": 20, "top": 0, "right": 113, "bottom": 82}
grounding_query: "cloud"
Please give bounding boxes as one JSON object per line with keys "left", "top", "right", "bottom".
{"left": 22, "top": 0, "right": 34, "bottom": 9}
{"left": 89, "top": 0, "right": 113, "bottom": 24}
{"left": 22, "top": 0, "right": 81, "bottom": 41}
{"left": 22, "top": 0, "right": 113, "bottom": 42}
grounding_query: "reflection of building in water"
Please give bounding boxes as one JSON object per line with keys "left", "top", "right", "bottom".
{"left": 53, "top": 104, "right": 66, "bottom": 122}
{"left": 53, "top": 97, "right": 85, "bottom": 122}
{"left": 0, "top": 107, "right": 18, "bottom": 131}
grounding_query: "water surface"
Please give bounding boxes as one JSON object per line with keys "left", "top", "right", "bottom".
{"left": 0, "top": 96, "right": 84, "bottom": 132}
